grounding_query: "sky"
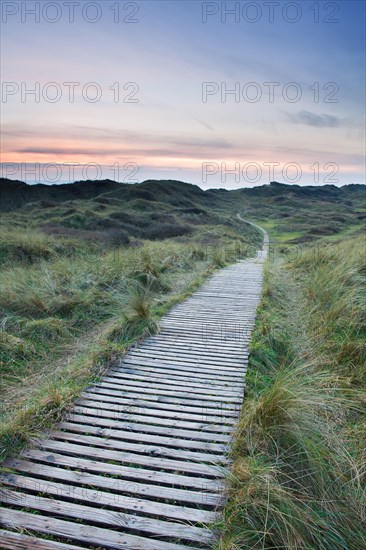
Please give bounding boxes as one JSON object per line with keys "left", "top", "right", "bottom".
{"left": 1, "top": 0, "right": 365, "bottom": 189}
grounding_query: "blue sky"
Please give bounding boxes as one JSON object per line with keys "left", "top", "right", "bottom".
{"left": 1, "top": 0, "right": 365, "bottom": 188}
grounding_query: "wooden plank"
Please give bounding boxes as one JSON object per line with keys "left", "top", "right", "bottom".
{"left": 140, "top": 343, "right": 246, "bottom": 360}
{"left": 69, "top": 406, "right": 234, "bottom": 437}
{"left": 124, "top": 352, "right": 247, "bottom": 369}
{"left": 0, "top": 508, "right": 202, "bottom": 550}
{"left": 32, "top": 439, "right": 227, "bottom": 477}
{"left": 48, "top": 429, "right": 227, "bottom": 461}
{"left": 164, "top": 308, "right": 255, "bottom": 314}
{"left": 77, "top": 393, "right": 238, "bottom": 422}
{"left": 158, "top": 329, "right": 252, "bottom": 344}
{"left": 121, "top": 356, "right": 245, "bottom": 377}
{"left": 73, "top": 401, "right": 236, "bottom": 435}
{"left": 103, "top": 372, "right": 242, "bottom": 394}
{"left": 125, "top": 350, "right": 248, "bottom": 366}
{"left": 58, "top": 419, "right": 229, "bottom": 451}
{"left": 164, "top": 303, "right": 254, "bottom": 311}
{"left": 1, "top": 472, "right": 218, "bottom": 523}
{"left": 8, "top": 455, "right": 223, "bottom": 504}
{"left": 67, "top": 412, "right": 236, "bottom": 439}
{"left": 122, "top": 359, "right": 244, "bottom": 375}
{"left": 105, "top": 369, "right": 244, "bottom": 392}
{"left": 112, "top": 362, "right": 245, "bottom": 382}
{"left": 101, "top": 374, "right": 242, "bottom": 397}
{"left": 188, "top": 292, "right": 257, "bottom": 298}
{"left": 160, "top": 313, "right": 255, "bottom": 320}
{"left": 158, "top": 328, "right": 251, "bottom": 335}
{"left": 147, "top": 333, "right": 250, "bottom": 345}
{"left": 1, "top": 489, "right": 213, "bottom": 544}
{"left": 163, "top": 313, "right": 253, "bottom": 320}
{"left": 161, "top": 316, "right": 253, "bottom": 328}
{"left": 141, "top": 344, "right": 248, "bottom": 356}
{"left": 126, "top": 359, "right": 246, "bottom": 374}
{"left": 159, "top": 320, "right": 251, "bottom": 327}
{"left": 154, "top": 329, "right": 249, "bottom": 338}
{"left": 142, "top": 342, "right": 246, "bottom": 353}
{"left": 159, "top": 319, "right": 252, "bottom": 329}
{"left": 128, "top": 349, "right": 245, "bottom": 367}
{"left": 84, "top": 387, "right": 242, "bottom": 411}
{"left": 131, "top": 342, "right": 249, "bottom": 356}
{"left": 0, "top": 530, "right": 85, "bottom": 550}
{"left": 93, "top": 381, "right": 243, "bottom": 403}
{"left": 60, "top": 415, "right": 231, "bottom": 450}
{"left": 159, "top": 322, "right": 254, "bottom": 330}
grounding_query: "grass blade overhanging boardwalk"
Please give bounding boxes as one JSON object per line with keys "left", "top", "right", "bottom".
{"left": 0, "top": 234, "right": 268, "bottom": 549}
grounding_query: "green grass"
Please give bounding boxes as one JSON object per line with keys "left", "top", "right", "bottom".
{"left": 220, "top": 235, "right": 366, "bottom": 549}
{"left": 0, "top": 264, "right": 210, "bottom": 462}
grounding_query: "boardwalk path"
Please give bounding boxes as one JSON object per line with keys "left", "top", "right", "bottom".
{"left": 0, "top": 224, "right": 268, "bottom": 549}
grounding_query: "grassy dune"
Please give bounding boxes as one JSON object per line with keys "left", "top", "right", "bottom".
{"left": 1, "top": 178, "right": 364, "bottom": 246}
{"left": 220, "top": 236, "right": 366, "bottom": 549}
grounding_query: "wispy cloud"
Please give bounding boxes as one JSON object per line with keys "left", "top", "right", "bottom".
{"left": 194, "top": 118, "right": 214, "bottom": 132}
{"left": 12, "top": 143, "right": 232, "bottom": 161}
{"left": 286, "top": 111, "right": 349, "bottom": 128}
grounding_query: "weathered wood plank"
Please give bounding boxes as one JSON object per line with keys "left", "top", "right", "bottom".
{"left": 140, "top": 342, "right": 246, "bottom": 360}
{"left": 111, "top": 362, "right": 245, "bottom": 382}
{"left": 1, "top": 489, "right": 213, "bottom": 544}
{"left": 100, "top": 370, "right": 244, "bottom": 392}
{"left": 148, "top": 331, "right": 251, "bottom": 344}
{"left": 146, "top": 333, "right": 250, "bottom": 346}
{"left": 66, "top": 412, "right": 235, "bottom": 440}
{"left": 48, "top": 428, "right": 227, "bottom": 460}
{"left": 0, "top": 509, "right": 202, "bottom": 550}
{"left": 0, "top": 531, "right": 85, "bottom": 550}
{"left": 68, "top": 406, "right": 234, "bottom": 437}
{"left": 121, "top": 356, "right": 245, "bottom": 377}
{"left": 74, "top": 407, "right": 232, "bottom": 435}
{"left": 58, "top": 418, "right": 230, "bottom": 450}
{"left": 32, "top": 439, "right": 227, "bottom": 476}
{"left": 156, "top": 332, "right": 250, "bottom": 345}
{"left": 1, "top": 472, "right": 218, "bottom": 523}
{"left": 8, "top": 455, "right": 223, "bottom": 503}
{"left": 93, "top": 381, "right": 243, "bottom": 403}
{"left": 101, "top": 374, "right": 243, "bottom": 397}
{"left": 80, "top": 391, "right": 239, "bottom": 419}
{"left": 128, "top": 349, "right": 245, "bottom": 367}
{"left": 80, "top": 388, "right": 242, "bottom": 411}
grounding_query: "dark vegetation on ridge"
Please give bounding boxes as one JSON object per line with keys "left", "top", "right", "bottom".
{"left": 1, "top": 178, "right": 365, "bottom": 248}
{"left": 1, "top": 178, "right": 256, "bottom": 254}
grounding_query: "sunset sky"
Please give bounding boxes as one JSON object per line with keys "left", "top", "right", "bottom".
{"left": 1, "top": 0, "right": 365, "bottom": 188}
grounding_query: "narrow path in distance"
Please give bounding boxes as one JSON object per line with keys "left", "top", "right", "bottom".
{"left": 236, "top": 213, "right": 269, "bottom": 260}
{"left": 0, "top": 223, "right": 268, "bottom": 549}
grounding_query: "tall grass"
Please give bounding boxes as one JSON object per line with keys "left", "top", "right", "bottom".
{"left": 221, "top": 235, "right": 366, "bottom": 549}
{"left": 290, "top": 238, "right": 366, "bottom": 386}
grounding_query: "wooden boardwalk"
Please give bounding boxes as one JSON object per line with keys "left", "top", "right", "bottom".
{"left": 0, "top": 237, "right": 268, "bottom": 549}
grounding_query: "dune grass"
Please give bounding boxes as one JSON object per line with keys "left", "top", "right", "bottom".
{"left": 220, "top": 235, "right": 366, "bottom": 549}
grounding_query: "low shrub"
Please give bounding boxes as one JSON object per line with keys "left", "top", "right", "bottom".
{"left": 142, "top": 222, "right": 193, "bottom": 240}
